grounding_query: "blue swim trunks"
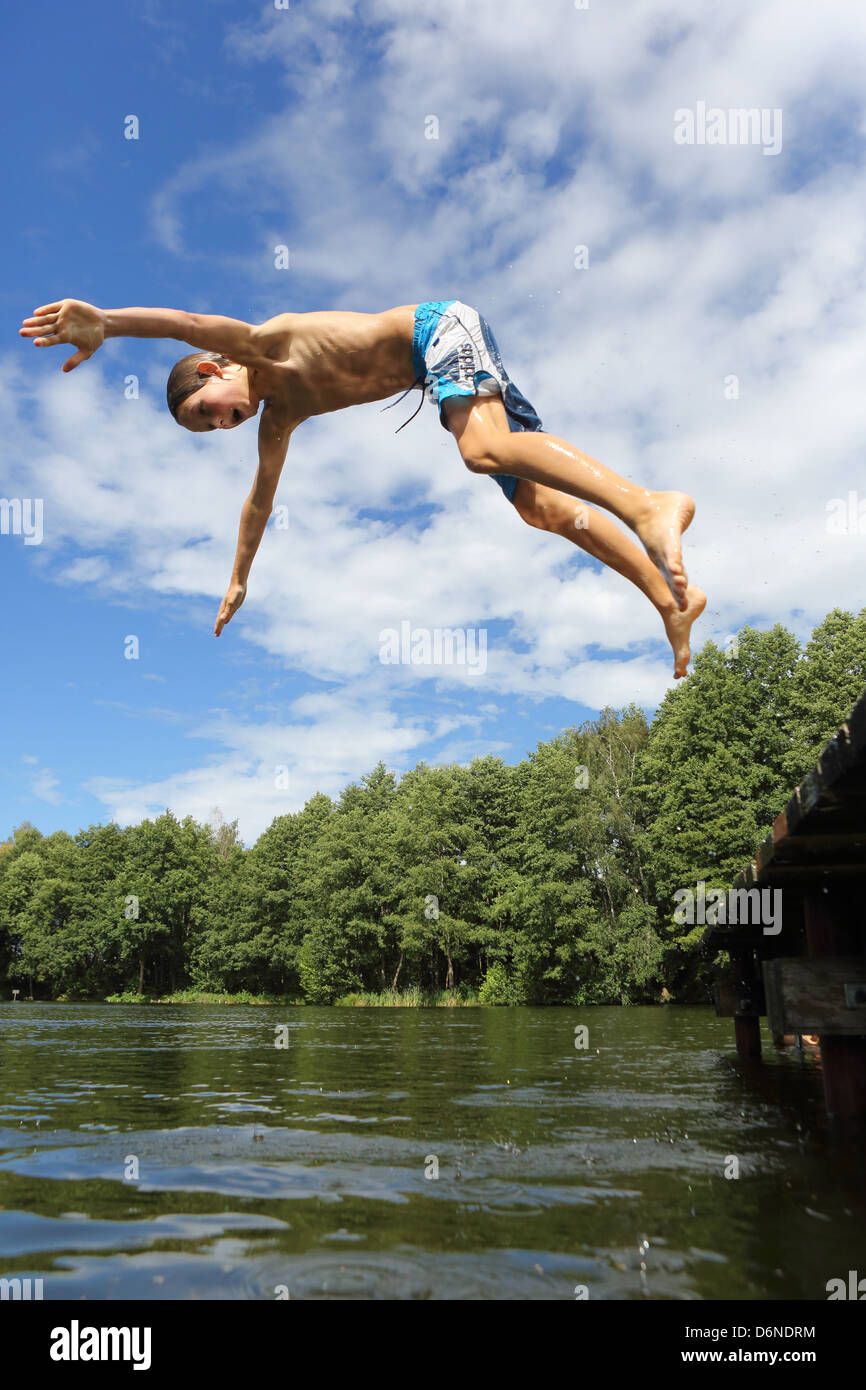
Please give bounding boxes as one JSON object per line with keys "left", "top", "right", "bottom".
{"left": 411, "top": 299, "right": 544, "bottom": 504}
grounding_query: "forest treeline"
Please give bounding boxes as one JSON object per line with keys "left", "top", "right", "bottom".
{"left": 2, "top": 609, "right": 865, "bottom": 1005}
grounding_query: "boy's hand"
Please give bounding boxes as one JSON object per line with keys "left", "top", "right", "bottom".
{"left": 215, "top": 581, "right": 247, "bottom": 636}
{"left": 19, "top": 298, "right": 106, "bottom": 372}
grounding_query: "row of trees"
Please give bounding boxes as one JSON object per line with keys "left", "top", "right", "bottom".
{"left": 2, "top": 609, "right": 865, "bottom": 1005}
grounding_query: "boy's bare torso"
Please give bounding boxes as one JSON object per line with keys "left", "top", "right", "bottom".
{"left": 253, "top": 303, "right": 420, "bottom": 426}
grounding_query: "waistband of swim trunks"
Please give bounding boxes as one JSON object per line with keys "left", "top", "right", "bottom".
{"left": 412, "top": 300, "right": 456, "bottom": 379}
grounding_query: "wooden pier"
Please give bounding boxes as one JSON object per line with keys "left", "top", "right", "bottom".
{"left": 702, "top": 687, "right": 866, "bottom": 1123}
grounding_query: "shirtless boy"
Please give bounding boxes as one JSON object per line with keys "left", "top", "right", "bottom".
{"left": 20, "top": 297, "right": 705, "bottom": 677}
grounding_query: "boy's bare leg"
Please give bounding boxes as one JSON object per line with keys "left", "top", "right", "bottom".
{"left": 511, "top": 481, "right": 706, "bottom": 679}
{"left": 446, "top": 396, "right": 694, "bottom": 610}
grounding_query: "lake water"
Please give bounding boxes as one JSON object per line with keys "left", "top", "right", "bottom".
{"left": 1, "top": 1003, "right": 863, "bottom": 1300}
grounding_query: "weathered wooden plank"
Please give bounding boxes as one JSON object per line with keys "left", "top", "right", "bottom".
{"left": 753, "top": 863, "right": 866, "bottom": 885}
{"left": 761, "top": 957, "right": 866, "bottom": 1035}
{"left": 762, "top": 803, "right": 866, "bottom": 868}
{"left": 768, "top": 832, "right": 866, "bottom": 853}
{"left": 741, "top": 864, "right": 866, "bottom": 885}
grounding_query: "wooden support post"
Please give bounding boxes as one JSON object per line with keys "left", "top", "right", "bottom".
{"left": 734, "top": 1014, "right": 762, "bottom": 1057}
{"left": 730, "top": 949, "right": 762, "bottom": 1058}
{"left": 804, "top": 888, "right": 866, "bottom": 1123}
{"left": 817, "top": 1037, "right": 866, "bottom": 1119}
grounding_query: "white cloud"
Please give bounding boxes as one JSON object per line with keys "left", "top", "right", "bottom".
{"left": 32, "top": 768, "right": 61, "bottom": 806}
{"left": 84, "top": 682, "right": 480, "bottom": 840}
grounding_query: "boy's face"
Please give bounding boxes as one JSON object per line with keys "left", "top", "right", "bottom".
{"left": 178, "top": 363, "right": 259, "bottom": 432}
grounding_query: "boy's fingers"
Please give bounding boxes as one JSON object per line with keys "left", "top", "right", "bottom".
{"left": 34, "top": 302, "right": 63, "bottom": 315}
{"left": 62, "top": 350, "right": 87, "bottom": 371}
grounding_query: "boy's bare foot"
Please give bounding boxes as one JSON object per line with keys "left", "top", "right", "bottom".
{"left": 635, "top": 491, "right": 695, "bottom": 611}
{"left": 662, "top": 585, "right": 706, "bottom": 679}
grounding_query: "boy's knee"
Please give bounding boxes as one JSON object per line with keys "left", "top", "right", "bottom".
{"left": 458, "top": 434, "right": 509, "bottom": 476}
{"left": 516, "top": 499, "right": 553, "bottom": 530}
{"left": 462, "top": 450, "right": 497, "bottom": 476}
{"left": 518, "top": 504, "right": 546, "bottom": 530}
{"left": 514, "top": 485, "right": 574, "bottom": 533}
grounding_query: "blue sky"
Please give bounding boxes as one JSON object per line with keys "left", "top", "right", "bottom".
{"left": 2, "top": 0, "right": 865, "bottom": 842}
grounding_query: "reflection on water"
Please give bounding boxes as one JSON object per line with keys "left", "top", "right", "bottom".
{"left": 0, "top": 1004, "right": 863, "bottom": 1299}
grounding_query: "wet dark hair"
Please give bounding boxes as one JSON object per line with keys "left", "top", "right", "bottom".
{"left": 166, "top": 351, "right": 231, "bottom": 423}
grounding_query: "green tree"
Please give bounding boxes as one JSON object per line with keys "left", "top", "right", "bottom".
{"left": 785, "top": 607, "right": 866, "bottom": 780}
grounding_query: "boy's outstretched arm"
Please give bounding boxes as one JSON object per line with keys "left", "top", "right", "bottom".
{"left": 215, "top": 410, "right": 293, "bottom": 637}
{"left": 20, "top": 297, "right": 266, "bottom": 372}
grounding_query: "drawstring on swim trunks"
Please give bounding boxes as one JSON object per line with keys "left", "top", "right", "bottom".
{"left": 379, "top": 367, "right": 428, "bottom": 432}
{"left": 379, "top": 307, "right": 479, "bottom": 432}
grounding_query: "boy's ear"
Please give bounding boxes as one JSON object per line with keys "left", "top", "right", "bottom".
{"left": 196, "top": 360, "right": 223, "bottom": 379}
